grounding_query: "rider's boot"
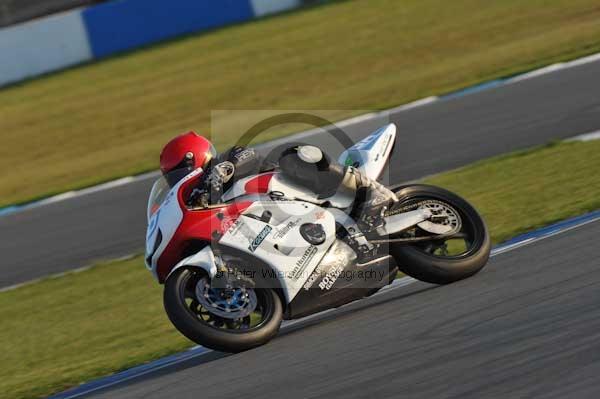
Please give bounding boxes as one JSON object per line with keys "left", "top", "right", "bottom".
{"left": 338, "top": 167, "right": 398, "bottom": 227}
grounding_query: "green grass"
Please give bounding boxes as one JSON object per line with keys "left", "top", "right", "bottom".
{"left": 0, "top": 259, "right": 191, "bottom": 399}
{"left": 2, "top": 139, "right": 600, "bottom": 399}
{"left": 423, "top": 140, "right": 600, "bottom": 244}
{"left": 2, "top": 0, "right": 600, "bottom": 206}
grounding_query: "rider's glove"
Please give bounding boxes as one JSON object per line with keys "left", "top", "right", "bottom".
{"left": 211, "top": 161, "right": 235, "bottom": 184}
{"left": 188, "top": 187, "right": 209, "bottom": 208}
{"left": 205, "top": 161, "right": 235, "bottom": 203}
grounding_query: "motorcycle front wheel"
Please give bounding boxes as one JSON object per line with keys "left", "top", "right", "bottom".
{"left": 163, "top": 268, "right": 283, "bottom": 353}
{"left": 387, "top": 184, "right": 491, "bottom": 285}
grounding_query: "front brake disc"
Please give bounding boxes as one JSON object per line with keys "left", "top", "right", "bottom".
{"left": 195, "top": 277, "right": 258, "bottom": 319}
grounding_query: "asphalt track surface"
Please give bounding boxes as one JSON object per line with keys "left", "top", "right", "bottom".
{"left": 2, "top": 58, "right": 600, "bottom": 287}
{"left": 79, "top": 217, "right": 600, "bottom": 399}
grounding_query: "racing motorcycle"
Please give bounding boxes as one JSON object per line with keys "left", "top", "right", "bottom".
{"left": 145, "top": 123, "right": 491, "bottom": 352}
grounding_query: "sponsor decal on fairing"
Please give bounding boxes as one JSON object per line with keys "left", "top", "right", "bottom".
{"left": 319, "top": 264, "right": 344, "bottom": 290}
{"left": 248, "top": 225, "right": 273, "bottom": 252}
{"left": 273, "top": 218, "right": 301, "bottom": 239}
{"left": 290, "top": 245, "right": 318, "bottom": 280}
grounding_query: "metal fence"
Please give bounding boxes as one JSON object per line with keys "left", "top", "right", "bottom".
{"left": 0, "top": 0, "right": 103, "bottom": 27}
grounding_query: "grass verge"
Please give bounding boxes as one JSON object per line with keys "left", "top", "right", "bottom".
{"left": 2, "top": 0, "right": 600, "bottom": 206}
{"left": 2, "top": 139, "right": 600, "bottom": 399}
{"left": 423, "top": 140, "right": 600, "bottom": 244}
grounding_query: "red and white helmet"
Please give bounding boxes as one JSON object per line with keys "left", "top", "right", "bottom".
{"left": 159, "top": 131, "right": 217, "bottom": 176}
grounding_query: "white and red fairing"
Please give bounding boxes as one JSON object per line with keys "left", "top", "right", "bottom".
{"left": 145, "top": 124, "right": 397, "bottom": 303}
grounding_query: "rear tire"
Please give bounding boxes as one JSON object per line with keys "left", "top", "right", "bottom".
{"left": 164, "top": 268, "right": 283, "bottom": 353}
{"left": 388, "top": 184, "right": 491, "bottom": 284}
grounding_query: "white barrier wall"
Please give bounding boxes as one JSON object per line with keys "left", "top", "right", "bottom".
{"left": 250, "top": 0, "right": 301, "bottom": 17}
{"left": 0, "top": 10, "right": 91, "bottom": 85}
{"left": 0, "top": 0, "right": 304, "bottom": 87}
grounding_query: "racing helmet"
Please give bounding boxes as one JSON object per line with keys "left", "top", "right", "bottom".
{"left": 159, "top": 131, "right": 216, "bottom": 185}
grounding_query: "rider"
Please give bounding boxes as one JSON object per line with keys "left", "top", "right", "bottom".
{"left": 159, "top": 131, "right": 397, "bottom": 218}
{"left": 159, "top": 131, "right": 263, "bottom": 206}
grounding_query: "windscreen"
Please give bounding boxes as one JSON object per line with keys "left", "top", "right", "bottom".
{"left": 146, "top": 168, "right": 204, "bottom": 221}
{"left": 147, "top": 176, "right": 171, "bottom": 221}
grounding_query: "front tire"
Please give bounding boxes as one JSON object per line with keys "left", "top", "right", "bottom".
{"left": 387, "top": 184, "right": 491, "bottom": 284}
{"left": 164, "top": 268, "right": 283, "bottom": 353}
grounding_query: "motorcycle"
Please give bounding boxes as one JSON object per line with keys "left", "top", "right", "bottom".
{"left": 145, "top": 123, "right": 491, "bottom": 352}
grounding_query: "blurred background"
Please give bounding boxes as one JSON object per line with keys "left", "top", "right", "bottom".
{"left": 0, "top": 0, "right": 101, "bottom": 27}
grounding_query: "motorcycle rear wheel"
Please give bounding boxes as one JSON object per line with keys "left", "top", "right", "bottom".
{"left": 387, "top": 184, "right": 491, "bottom": 285}
{"left": 164, "top": 268, "right": 283, "bottom": 353}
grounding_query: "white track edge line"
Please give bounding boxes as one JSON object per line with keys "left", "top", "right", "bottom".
{"left": 566, "top": 130, "right": 600, "bottom": 142}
